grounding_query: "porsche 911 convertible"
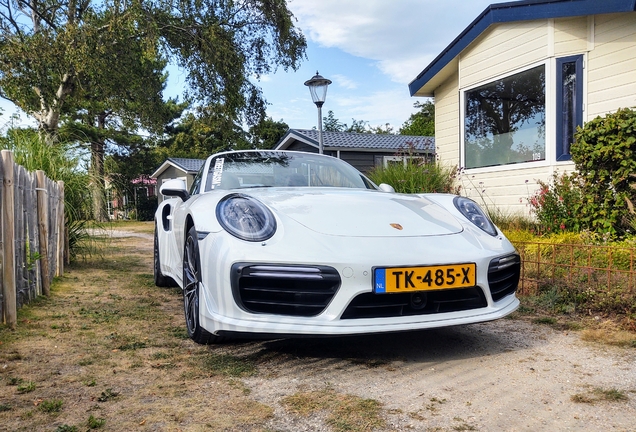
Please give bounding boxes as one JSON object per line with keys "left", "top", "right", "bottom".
{"left": 154, "top": 150, "right": 520, "bottom": 344}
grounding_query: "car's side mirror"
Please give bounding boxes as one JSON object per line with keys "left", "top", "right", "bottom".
{"left": 378, "top": 183, "right": 395, "bottom": 193}
{"left": 160, "top": 178, "right": 190, "bottom": 201}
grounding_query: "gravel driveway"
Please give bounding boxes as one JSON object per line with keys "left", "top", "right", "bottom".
{"left": 235, "top": 318, "right": 636, "bottom": 431}
{"left": 91, "top": 226, "right": 636, "bottom": 431}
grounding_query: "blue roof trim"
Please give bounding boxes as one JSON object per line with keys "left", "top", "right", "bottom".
{"left": 408, "top": 0, "right": 636, "bottom": 96}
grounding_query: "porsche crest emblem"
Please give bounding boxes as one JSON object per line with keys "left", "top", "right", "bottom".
{"left": 390, "top": 223, "right": 403, "bottom": 230}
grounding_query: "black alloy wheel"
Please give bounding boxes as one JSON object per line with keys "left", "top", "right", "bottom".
{"left": 182, "top": 226, "right": 220, "bottom": 344}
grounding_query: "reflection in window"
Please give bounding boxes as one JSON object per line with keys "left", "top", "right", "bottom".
{"left": 464, "top": 65, "right": 546, "bottom": 169}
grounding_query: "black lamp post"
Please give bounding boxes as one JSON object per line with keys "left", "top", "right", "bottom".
{"left": 304, "top": 71, "right": 332, "bottom": 154}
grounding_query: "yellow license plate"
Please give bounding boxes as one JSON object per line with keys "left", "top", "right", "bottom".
{"left": 374, "top": 264, "right": 476, "bottom": 293}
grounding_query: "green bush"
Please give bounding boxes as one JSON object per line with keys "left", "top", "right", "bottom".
{"left": 571, "top": 107, "right": 636, "bottom": 236}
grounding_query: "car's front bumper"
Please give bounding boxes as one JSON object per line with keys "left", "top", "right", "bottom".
{"left": 196, "top": 225, "right": 520, "bottom": 337}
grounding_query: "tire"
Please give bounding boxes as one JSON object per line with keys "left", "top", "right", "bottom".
{"left": 154, "top": 227, "right": 177, "bottom": 288}
{"left": 183, "top": 226, "right": 222, "bottom": 344}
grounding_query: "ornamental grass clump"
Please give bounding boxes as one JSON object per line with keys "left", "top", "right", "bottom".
{"left": 367, "top": 152, "right": 460, "bottom": 195}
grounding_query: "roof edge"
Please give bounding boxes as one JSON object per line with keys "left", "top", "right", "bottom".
{"left": 408, "top": 0, "right": 636, "bottom": 97}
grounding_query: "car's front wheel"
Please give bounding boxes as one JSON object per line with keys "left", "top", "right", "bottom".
{"left": 183, "top": 226, "right": 222, "bottom": 344}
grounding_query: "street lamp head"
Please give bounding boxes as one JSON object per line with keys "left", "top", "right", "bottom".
{"left": 304, "top": 71, "right": 332, "bottom": 107}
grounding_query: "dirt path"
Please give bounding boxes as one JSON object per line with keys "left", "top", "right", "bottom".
{"left": 1, "top": 226, "right": 634, "bottom": 431}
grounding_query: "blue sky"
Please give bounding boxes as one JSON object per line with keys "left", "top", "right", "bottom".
{"left": 1, "top": 0, "right": 498, "bottom": 131}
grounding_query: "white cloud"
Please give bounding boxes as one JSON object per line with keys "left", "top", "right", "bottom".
{"left": 331, "top": 74, "right": 358, "bottom": 90}
{"left": 330, "top": 89, "right": 419, "bottom": 129}
{"left": 288, "top": 0, "right": 495, "bottom": 83}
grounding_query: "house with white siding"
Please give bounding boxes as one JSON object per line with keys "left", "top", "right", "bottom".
{"left": 409, "top": 0, "right": 636, "bottom": 215}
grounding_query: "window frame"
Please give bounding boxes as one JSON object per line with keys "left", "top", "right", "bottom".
{"left": 460, "top": 61, "right": 549, "bottom": 172}
{"left": 555, "top": 55, "right": 584, "bottom": 162}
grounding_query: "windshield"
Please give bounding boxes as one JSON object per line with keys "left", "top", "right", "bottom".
{"left": 204, "top": 151, "right": 376, "bottom": 192}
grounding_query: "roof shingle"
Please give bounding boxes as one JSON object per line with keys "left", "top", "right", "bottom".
{"left": 281, "top": 129, "right": 435, "bottom": 151}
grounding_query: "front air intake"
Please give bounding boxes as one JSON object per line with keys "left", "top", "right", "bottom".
{"left": 488, "top": 254, "right": 521, "bottom": 302}
{"left": 231, "top": 263, "right": 341, "bottom": 317}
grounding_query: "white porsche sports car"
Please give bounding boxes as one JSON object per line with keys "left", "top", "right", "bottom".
{"left": 154, "top": 150, "right": 520, "bottom": 344}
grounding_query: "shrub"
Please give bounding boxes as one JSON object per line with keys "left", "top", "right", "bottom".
{"left": 527, "top": 171, "right": 583, "bottom": 235}
{"left": 571, "top": 107, "right": 636, "bottom": 236}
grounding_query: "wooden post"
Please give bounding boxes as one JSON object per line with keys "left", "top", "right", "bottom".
{"left": 56, "top": 181, "right": 65, "bottom": 276}
{"left": 1, "top": 150, "right": 16, "bottom": 328}
{"left": 36, "top": 170, "right": 50, "bottom": 297}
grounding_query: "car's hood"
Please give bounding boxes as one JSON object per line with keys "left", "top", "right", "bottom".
{"left": 245, "top": 188, "right": 464, "bottom": 237}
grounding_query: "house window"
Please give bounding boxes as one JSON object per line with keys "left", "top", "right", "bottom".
{"left": 556, "top": 55, "right": 583, "bottom": 161}
{"left": 383, "top": 155, "right": 431, "bottom": 168}
{"left": 463, "top": 64, "right": 546, "bottom": 169}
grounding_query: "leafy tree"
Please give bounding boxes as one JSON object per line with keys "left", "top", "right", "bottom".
{"left": 323, "top": 110, "right": 347, "bottom": 132}
{"left": 248, "top": 117, "right": 288, "bottom": 149}
{"left": 0, "top": 0, "right": 306, "bottom": 134}
{"left": 158, "top": 104, "right": 250, "bottom": 159}
{"left": 399, "top": 100, "right": 435, "bottom": 136}
{"left": 0, "top": 0, "right": 306, "bottom": 219}
{"left": 368, "top": 123, "right": 395, "bottom": 135}
{"left": 321, "top": 110, "right": 393, "bottom": 134}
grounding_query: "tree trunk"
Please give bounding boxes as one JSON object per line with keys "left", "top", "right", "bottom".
{"left": 90, "top": 138, "right": 109, "bottom": 222}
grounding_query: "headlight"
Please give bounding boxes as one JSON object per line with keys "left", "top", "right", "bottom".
{"left": 216, "top": 194, "right": 277, "bottom": 242}
{"left": 453, "top": 196, "right": 498, "bottom": 236}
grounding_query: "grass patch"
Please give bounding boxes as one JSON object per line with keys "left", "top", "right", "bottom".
{"left": 283, "top": 388, "right": 385, "bottom": 432}
{"left": 202, "top": 353, "right": 258, "bottom": 377}
{"left": 16, "top": 381, "right": 36, "bottom": 393}
{"left": 0, "top": 230, "right": 281, "bottom": 431}
{"left": 571, "top": 387, "right": 629, "bottom": 404}
{"left": 87, "top": 414, "right": 106, "bottom": 429}
{"left": 581, "top": 329, "right": 636, "bottom": 347}
{"left": 54, "top": 426, "right": 78, "bottom": 432}
{"left": 39, "top": 399, "right": 64, "bottom": 413}
{"left": 532, "top": 317, "right": 558, "bottom": 326}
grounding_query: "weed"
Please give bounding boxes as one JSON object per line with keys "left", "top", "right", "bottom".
{"left": 97, "top": 388, "right": 119, "bottom": 402}
{"left": 571, "top": 387, "right": 629, "bottom": 404}
{"left": 17, "top": 381, "right": 36, "bottom": 393}
{"left": 0, "top": 403, "right": 11, "bottom": 412}
{"left": 533, "top": 317, "right": 557, "bottom": 326}
{"left": 55, "top": 426, "right": 78, "bottom": 432}
{"left": 87, "top": 415, "right": 106, "bottom": 429}
{"left": 39, "top": 399, "right": 64, "bottom": 413}
{"left": 7, "top": 377, "right": 21, "bottom": 386}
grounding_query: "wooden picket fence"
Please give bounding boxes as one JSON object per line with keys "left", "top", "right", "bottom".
{"left": 0, "top": 150, "right": 65, "bottom": 329}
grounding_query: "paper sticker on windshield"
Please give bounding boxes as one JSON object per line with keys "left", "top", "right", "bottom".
{"left": 211, "top": 158, "right": 224, "bottom": 189}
